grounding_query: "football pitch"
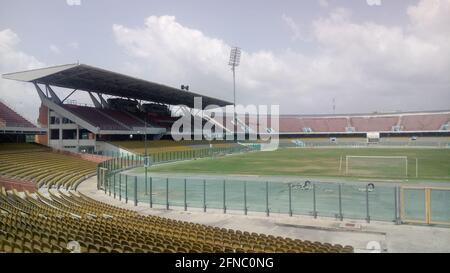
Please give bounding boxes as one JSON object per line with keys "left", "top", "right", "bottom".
{"left": 140, "top": 148, "right": 450, "bottom": 182}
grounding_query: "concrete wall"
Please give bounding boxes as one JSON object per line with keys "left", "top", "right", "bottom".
{"left": 96, "top": 141, "right": 135, "bottom": 156}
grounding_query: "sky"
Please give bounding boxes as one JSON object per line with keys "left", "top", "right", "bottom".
{"left": 0, "top": 0, "right": 449, "bottom": 124}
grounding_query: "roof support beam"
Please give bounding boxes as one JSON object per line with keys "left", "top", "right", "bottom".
{"left": 34, "top": 83, "right": 49, "bottom": 101}
{"left": 61, "top": 89, "right": 78, "bottom": 103}
{"left": 88, "top": 92, "right": 102, "bottom": 109}
{"left": 97, "top": 93, "right": 109, "bottom": 109}
{"left": 46, "top": 85, "right": 62, "bottom": 104}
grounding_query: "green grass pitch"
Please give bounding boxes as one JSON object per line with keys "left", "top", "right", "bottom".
{"left": 143, "top": 148, "right": 450, "bottom": 181}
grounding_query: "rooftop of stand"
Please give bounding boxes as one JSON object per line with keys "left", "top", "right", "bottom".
{"left": 2, "top": 63, "right": 232, "bottom": 109}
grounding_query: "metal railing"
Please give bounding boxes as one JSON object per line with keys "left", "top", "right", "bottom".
{"left": 97, "top": 146, "right": 450, "bottom": 226}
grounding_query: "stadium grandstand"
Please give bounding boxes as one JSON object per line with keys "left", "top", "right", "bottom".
{"left": 0, "top": 100, "right": 45, "bottom": 142}
{"left": 275, "top": 111, "right": 450, "bottom": 134}
{"left": 2, "top": 63, "right": 232, "bottom": 154}
{"left": 211, "top": 111, "right": 450, "bottom": 135}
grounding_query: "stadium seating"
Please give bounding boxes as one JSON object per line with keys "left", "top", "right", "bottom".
{"left": 271, "top": 113, "right": 450, "bottom": 133}
{"left": 401, "top": 114, "right": 450, "bottom": 131}
{"left": 0, "top": 143, "right": 47, "bottom": 153}
{"left": 0, "top": 101, "right": 36, "bottom": 128}
{"left": 0, "top": 144, "right": 97, "bottom": 190}
{"left": 0, "top": 187, "right": 353, "bottom": 253}
{"left": 350, "top": 116, "right": 399, "bottom": 132}
{"left": 146, "top": 112, "right": 178, "bottom": 128}
{"left": 101, "top": 108, "right": 146, "bottom": 128}
{"left": 63, "top": 105, "right": 129, "bottom": 130}
{"left": 64, "top": 104, "right": 167, "bottom": 131}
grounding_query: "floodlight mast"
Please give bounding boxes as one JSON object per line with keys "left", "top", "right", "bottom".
{"left": 228, "top": 47, "right": 241, "bottom": 138}
{"left": 229, "top": 47, "right": 241, "bottom": 108}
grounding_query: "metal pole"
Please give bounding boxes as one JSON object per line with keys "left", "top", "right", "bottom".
{"left": 184, "top": 178, "right": 187, "bottom": 211}
{"left": 232, "top": 66, "right": 237, "bottom": 141}
{"left": 97, "top": 167, "right": 99, "bottom": 190}
{"left": 125, "top": 175, "right": 128, "bottom": 204}
{"left": 145, "top": 167, "right": 148, "bottom": 195}
{"left": 134, "top": 176, "right": 138, "bottom": 206}
{"left": 338, "top": 184, "right": 343, "bottom": 221}
{"left": 203, "top": 179, "right": 207, "bottom": 212}
{"left": 313, "top": 183, "right": 317, "bottom": 218}
{"left": 223, "top": 180, "right": 226, "bottom": 214}
{"left": 149, "top": 177, "right": 153, "bottom": 208}
{"left": 266, "top": 181, "right": 269, "bottom": 217}
{"left": 244, "top": 181, "right": 247, "bottom": 215}
{"left": 406, "top": 157, "right": 408, "bottom": 177}
{"left": 119, "top": 174, "right": 122, "bottom": 201}
{"left": 395, "top": 186, "right": 401, "bottom": 224}
{"left": 144, "top": 112, "right": 148, "bottom": 158}
{"left": 416, "top": 158, "right": 419, "bottom": 178}
{"left": 233, "top": 65, "right": 236, "bottom": 113}
{"left": 345, "top": 156, "right": 348, "bottom": 175}
{"left": 103, "top": 169, "right": 107, "bottom": 194}
{"left": 166, "top": 178, "right": 169, "bottom": 210}
{"left": 288, "top": 183, "right": 292, "bottom": 217}
{"left": 366, "top": 184, "right": 370, "bottom": 223}
{"left": 113, "top": 174, "right": 116, "bottom": 198}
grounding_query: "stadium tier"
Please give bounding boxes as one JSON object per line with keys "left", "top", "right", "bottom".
{"left": 278, "top": 117, "right": 348, "bottom": 133}
{"left": 277, "top": 111, "right": 450, "bottom": 134}
{"left": 0, "top": 144, "right": 97, "bottom": 190}
{"left": 350, "top": 116, "right": 398, "bottom": 132}
{"left": 0, "top": 101, "right": 35, "bottom": 129}
{"left": 63, "top": 104, "right": 134, "bottom": 131}
{"left": 0, "top": 188, "right": 353, "bottom": 253}
{"left": 402, "top": 113, "right": 450, "bottom": 131}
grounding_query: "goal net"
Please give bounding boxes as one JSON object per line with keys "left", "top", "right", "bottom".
{"left": 345, "top": 156, "right": 408, "bottom": 178}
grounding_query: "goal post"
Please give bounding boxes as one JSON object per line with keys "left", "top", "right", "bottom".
{"left": 345, "top": 155, "right": 409, "bottom": 178}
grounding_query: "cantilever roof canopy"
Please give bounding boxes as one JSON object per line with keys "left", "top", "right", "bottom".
{"left": 2, "top": 63, "right": 232, "bottom": 109}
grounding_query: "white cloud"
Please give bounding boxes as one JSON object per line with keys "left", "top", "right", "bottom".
{"left": 49, "top": 44, "right": 61, "bottom": 54}
{"left": 0, "top": 29, "right": 44, "bottom": 123}
{"left": 109, "top": 1, "right": 449, "bottom": 114}
{"left": 281, "top": 14, "right": 301, "bottom": 41}
{"left": 318, "top": 0, "right": 329, "bottom": 8}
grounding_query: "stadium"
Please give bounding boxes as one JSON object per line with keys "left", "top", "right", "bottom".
{"left": 1, "top": 1, "right": 450, "bottom": 260}
{"left": 1, "top": 62, "right": 449, "bottom": 255}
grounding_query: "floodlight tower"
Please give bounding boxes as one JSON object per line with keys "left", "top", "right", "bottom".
{"left": 228, "top": 47, "right": 241, "bottom": 110}
{"left": 228, "top": 47, "right": 241, "bottom": 137}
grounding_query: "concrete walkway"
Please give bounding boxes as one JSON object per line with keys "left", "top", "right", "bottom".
{"left": 77, "top": 176, "right": 450, "bottom": 253}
